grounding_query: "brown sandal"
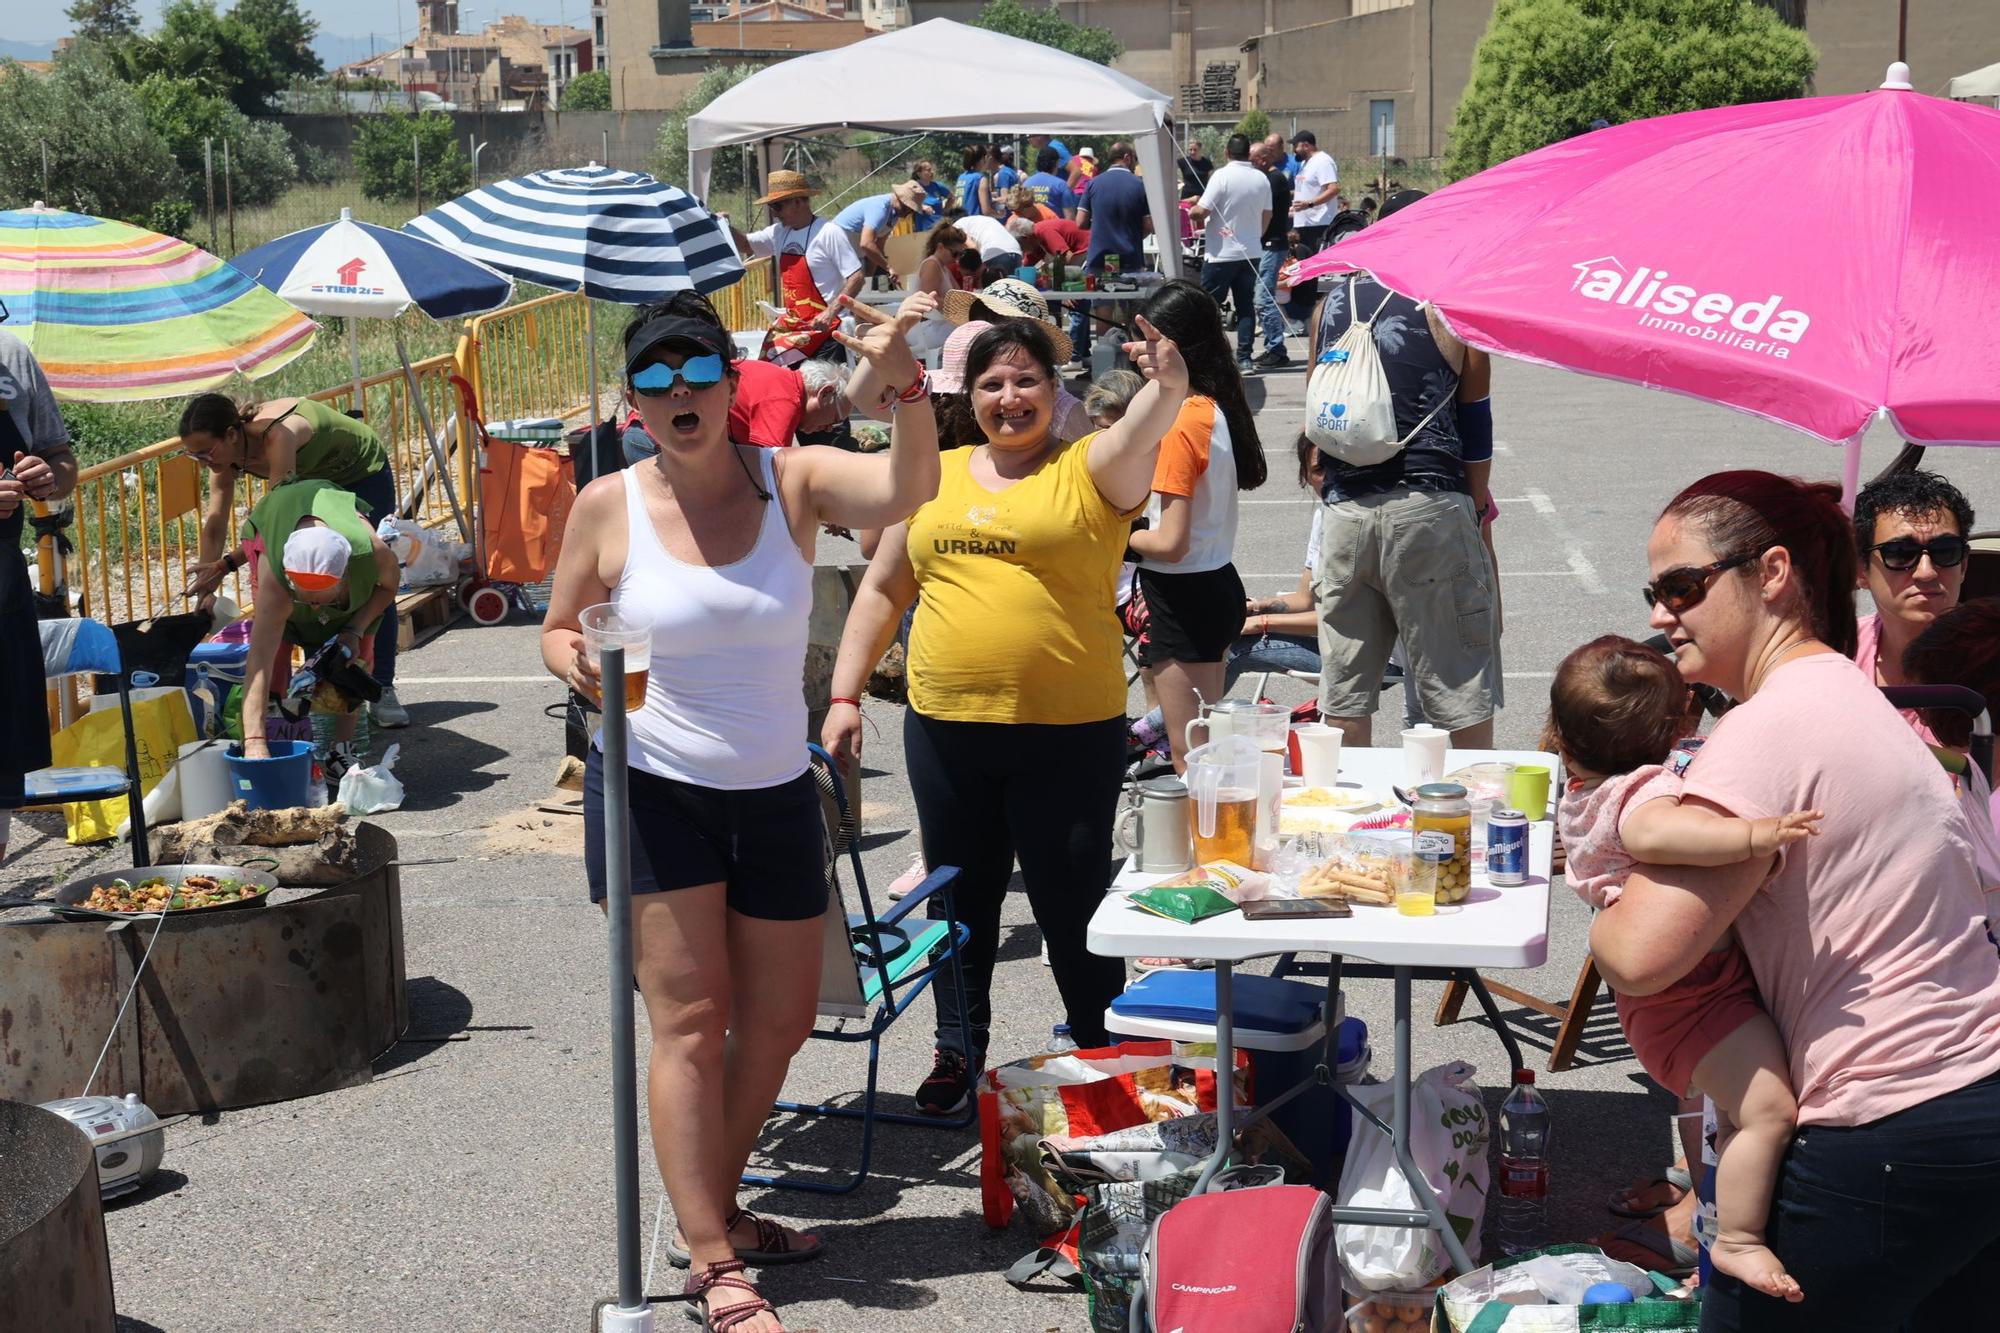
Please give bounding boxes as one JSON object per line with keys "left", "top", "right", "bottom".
{"left": 682, "top": 1258, "right": 778, "bottom": 1332}
{"left": 665, "top": 1208, "right": 823, "bottom": 1268}
{"left": 726, "top": 1207, "right": 823, "bottom": 1265}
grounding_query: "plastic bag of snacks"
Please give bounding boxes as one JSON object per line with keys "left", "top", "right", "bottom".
{"left": 1129, "top": 884, "right": 1239, "bottom": 923}
{"left": 1155, "top": 860, "right": 1274, "bottom": 901}
{"left": 1298, "top": 832, "right": 1413, "bottom": 906}
{"left": 1129, "top": 862, "right": 1274, "bottom": 921}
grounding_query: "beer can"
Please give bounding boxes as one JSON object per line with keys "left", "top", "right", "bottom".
{"left": 1486, "top": 808, "right": 1529, "bottom": 886}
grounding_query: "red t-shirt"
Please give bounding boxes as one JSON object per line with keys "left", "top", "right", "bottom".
{"left": 727, "top": 358, "right": 807, "bottom": 447}
{"left": 621, "top": 359, "right": 805, "bottom": 448}
{"left": 1034, "top": 218, "right": 1090, "bottom": 259}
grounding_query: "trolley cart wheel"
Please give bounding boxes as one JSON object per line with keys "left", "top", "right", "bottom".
{"left": 455, "top": 574, "right": 480, "bottom": 606}
{"left": 468, "top": 585, "right": 510, "bottom": 626}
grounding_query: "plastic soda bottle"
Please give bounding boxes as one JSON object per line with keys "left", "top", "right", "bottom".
{"left": 1048, "top": 1023, "right": 1078, "bottom": 1054}
{"left": 1496, "top": 1068, "right": 1551, "bottom": 1255}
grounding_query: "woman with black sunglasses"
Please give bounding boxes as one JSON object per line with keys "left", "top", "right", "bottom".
{"left": 1850, "top": 469, "right": 1975, "bottom": 742}
{"left": 539, "top": 288, "right": 938, "bottom": 1333}
{"left": 1595, "top": 469, "right": 2000, "bottom": 1332}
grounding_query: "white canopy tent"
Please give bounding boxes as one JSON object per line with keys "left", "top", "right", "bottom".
{"left": 1949, "top": 60, "right": 2000, "bottom": 100}
{"left": 688, "top": 18, "right": 1184, "bottom": 278}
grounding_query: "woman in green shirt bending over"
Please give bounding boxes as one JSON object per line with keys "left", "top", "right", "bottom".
{"left": 239, "top": 480, "right": 399, "bottom": 767}
{"left": 177, "top": 393, "right": 408, "bottom": 727}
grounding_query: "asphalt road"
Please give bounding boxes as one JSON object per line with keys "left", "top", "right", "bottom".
{"left": 10, "top": 345, "right": 1999, "bottom": 1333}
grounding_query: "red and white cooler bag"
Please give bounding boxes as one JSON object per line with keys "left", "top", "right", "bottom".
{"left": 1142, "top": 1184, "right": 1341, "bottom": 1332}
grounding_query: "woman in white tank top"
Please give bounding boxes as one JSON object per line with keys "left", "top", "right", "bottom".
{"left": 540, "top": 290, "right": 940, "bottom": 1333}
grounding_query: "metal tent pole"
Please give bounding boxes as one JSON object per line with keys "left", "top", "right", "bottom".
{"left": 586, "top": 294, "right": 601, "bottom": 427}
{"left": 393, "top": 327, "right": 473, "bottom": 544}
{"left": 349, "top": 318, "right": 365, "bottom": 417}
{"left": 598, "top": 642, "right": 652, "bottom": 1333}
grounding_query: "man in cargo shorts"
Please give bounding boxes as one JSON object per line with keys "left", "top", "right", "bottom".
{"left": 1308, "top": 201, "right": 1498, "bottom": 748}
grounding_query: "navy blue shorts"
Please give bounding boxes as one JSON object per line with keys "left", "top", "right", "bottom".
{"left": 582, "top": 748, "right": 828, "bottom": 921}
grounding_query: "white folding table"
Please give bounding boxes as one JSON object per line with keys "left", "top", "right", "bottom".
{"left": 1087, "top": 746, "right": 1557, "bottom": 1275}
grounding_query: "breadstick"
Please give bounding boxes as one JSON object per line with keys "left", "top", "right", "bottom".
{"left": 1326, "top": 868, "right": 1393, "bottom": 895}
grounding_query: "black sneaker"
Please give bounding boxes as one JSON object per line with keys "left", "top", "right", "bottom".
{"left": 915, "top": 1047, "right": 975, "bottom": 1115}
{"left": 1254, "top": 346, "right": 1291, "bottom": 368}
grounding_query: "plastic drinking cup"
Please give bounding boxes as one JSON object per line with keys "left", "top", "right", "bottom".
{"left": 1510, "top": 765, "right": 1553, "bottom": 819}
{"left": 1296, "top": 725, "right": 1344, "bottom": 787}
{"left": 580, "top": 603, "right": 655, "bottom": 712}
{"left": 1402, "top": 725, "right": 1449, "bottom": 787}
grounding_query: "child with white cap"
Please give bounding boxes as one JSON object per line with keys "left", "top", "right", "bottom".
{"left": 238, "top": 479, "right": 399, "bottom": 774}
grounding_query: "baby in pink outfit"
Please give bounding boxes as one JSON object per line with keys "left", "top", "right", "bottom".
{"left": 1548, "top": 636, "right": 1820, "bottom": 1303}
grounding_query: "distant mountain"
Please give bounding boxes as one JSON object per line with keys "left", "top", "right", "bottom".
{"left": 314, "top": 32, "right": 394, "bottom": 70}
{"left": 0, "top": 38, "right": 58, "bottom": 62}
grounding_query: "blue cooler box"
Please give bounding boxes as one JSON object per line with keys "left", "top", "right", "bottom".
{"left": 1258, "top": 1016, "right": 1370, "bottom": 1189}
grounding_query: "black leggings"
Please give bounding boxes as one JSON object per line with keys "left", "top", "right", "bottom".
{"left": 905, "top": 710, "right": 1129, "bottom": 1059}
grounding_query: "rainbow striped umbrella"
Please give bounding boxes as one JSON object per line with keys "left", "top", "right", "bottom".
{"left": 0, "top": 206, "right": 318, "bottom": 402}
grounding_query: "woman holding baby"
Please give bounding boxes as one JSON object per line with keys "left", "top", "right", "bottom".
{"left": 1581, "top": 470, "right": 2000, "bottom": 1331}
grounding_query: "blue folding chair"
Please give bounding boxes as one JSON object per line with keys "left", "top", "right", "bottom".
{"left": 23, "top": 618, "right": 150, "bottom": 863}
{"left": 739, "top": 745, "right": 974, "bottom": 1195}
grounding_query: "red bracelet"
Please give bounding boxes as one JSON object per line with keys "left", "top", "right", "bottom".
{"left": 830, "top": 696, "right": 862, "bottom": 708}
{"left": 895, "top": 366, "right": 930, "bottom": 403}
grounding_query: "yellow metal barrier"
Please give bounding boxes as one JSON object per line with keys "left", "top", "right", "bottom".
{"left": 39, "top": 348, "right": 477, "bottom": 627}
{"left": 464, "top": 289, "right": 596, "bottom": 430}
{"left": 711, "top": 261, "right": 776, "bottom": 337}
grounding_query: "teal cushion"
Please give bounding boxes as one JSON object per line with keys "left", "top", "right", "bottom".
{"left": 853, "top": 916, "right": 952, "bottom": 1004}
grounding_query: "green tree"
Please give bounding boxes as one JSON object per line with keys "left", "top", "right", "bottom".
{"left": 65, "top": 0, "right": 140, "bottom": 42}
{"left": 132, "top": 74, "right": 298, "bottom": 208}
{"left": 1234, "top": 109, "right": 1271, "bottom": 143}
{"left": 354, "top": 111, "right": 471, "bottom": 204}
{"left": 652, "top": 63, "right": 766, "bottom": 194}
{"left": 123, "top": 0, "right": 289, "bottom": 116}
{"left": 231, "top": 0, "right": 323, "bottom": 82}
{"left": 561, "top": 70, "right": 611, "bottom": 112}
{"left": 1447, "top": 0, "right": 1816, "bottom": 177}
{"left": 972, "top": 0, "right": 1123, "bottom": 65}
{"left": 0, "top": 44, "right": 184, "bottom": 223}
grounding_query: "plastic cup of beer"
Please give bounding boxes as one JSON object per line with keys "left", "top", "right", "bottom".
{"left": 580, "top": 603, "right": 654, "bottom": 712}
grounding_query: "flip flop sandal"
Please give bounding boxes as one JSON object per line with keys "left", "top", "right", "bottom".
{"left": 665, "top": 1208, "right": 826, "bottom": 1268}
{"left": 680, "top": 1258, "right": 781, "bottom": 1332}
{"left": 1598, "top": 1217, "right": 1699, "bottom": 1278}
{"left": 1606, "top": 1165, "right": 1693, "bottom": 1219}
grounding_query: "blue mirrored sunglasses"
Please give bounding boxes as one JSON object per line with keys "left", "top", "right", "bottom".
{"left": 631, "top": 354, "right": 725, "bottom": 396}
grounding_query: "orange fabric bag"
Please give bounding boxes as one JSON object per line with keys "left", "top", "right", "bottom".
{"left": 480, "top": 440, "right": 575, "bottom": 584}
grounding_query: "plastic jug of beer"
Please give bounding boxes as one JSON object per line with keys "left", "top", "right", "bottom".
{"left": 1183, "top": 735, "right": 1264, "bottom": 866}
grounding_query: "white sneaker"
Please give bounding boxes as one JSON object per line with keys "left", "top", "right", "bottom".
{"left": 372, "top": 686, "right": 410, "bottom": 728}
{"left": 884, "top": 851, "right": 928, "bottom": 901}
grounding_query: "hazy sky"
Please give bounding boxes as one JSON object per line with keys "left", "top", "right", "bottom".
{"left": 14, "top": 1, "right": 588, "bottom": 45}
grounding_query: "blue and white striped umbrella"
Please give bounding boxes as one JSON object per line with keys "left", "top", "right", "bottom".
{"left": 402, "top": 165, "right": 744, "bottom": 301}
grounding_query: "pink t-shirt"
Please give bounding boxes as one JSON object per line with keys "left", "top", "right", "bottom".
{"left": 1852, "top": 612, "right": 1942, "bottom": 745}
{"left": 1557, "top": 766, "right": 1682, "bottom": 910}
{"left": 1678, "top": 651, "right": 2000, "bottom": 1127}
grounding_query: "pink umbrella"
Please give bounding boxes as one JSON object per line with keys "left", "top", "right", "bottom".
{"left": 1296, "top": 64, "right": 2000, "bottom": 499}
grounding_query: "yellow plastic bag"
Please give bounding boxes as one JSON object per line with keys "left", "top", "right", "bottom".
{"left": 46, "top": 691, "right": 197, "bottom": 844}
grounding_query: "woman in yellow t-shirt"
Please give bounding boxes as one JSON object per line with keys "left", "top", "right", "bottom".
{"left": 824, "top": 316, "right": 1188, "bottom": 1115}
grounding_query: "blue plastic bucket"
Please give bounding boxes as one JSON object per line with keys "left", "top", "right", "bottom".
{"left": 224, "top": 740, "right": 314, "bottom": 811}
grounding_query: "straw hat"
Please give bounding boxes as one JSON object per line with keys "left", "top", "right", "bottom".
{"left": 753, "top": 170, "right": 815, "bottom": 206}
{"left": 940, "top": 278, "right": 1073, "bottom": 364}
{"left": 890, "top": 180, "right": 934, "bottom": 215}
{"left": 932, "top": 320, "right": 995, "bottom": 394}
